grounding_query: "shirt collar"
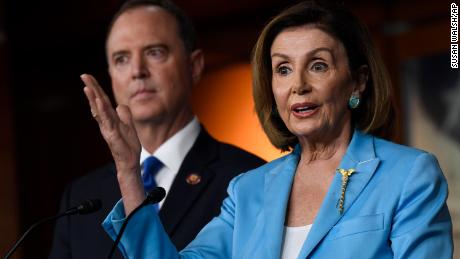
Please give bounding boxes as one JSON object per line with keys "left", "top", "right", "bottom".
{"left": 140, "top": 117, "right": 201, "bottom": 172}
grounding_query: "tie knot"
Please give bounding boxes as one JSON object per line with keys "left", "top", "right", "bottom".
{"left": 143, "top": 156, "right": 162, "bottom": 174}
{"left": 142, "top": 156, "right": 163, "bottom": 192}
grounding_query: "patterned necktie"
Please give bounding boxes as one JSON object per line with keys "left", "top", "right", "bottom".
{"left": 142, "top": 156, "right": 163, "bottom": 193}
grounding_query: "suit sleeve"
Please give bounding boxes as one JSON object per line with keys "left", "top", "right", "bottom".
{"left": 102, "top": 175, "right": 242, "bottom": 259}
{"left": 48, "top": 185, "right": 72, "bottom": 259}
{"left": 390, "top": 152, "right": 453, "bottom": 258}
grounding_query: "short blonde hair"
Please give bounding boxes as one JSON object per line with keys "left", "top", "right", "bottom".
{"left": 252, "top": 1, "right": 397, "bottom": 151}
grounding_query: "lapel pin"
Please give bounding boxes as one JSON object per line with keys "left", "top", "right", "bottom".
{"left": 186, "top": 173, "right": 201, "bottom": 185}
{"left": 336, "top": 168, "right": 356, "bottom": 214}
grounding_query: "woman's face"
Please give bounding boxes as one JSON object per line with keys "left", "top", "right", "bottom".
{"left": 270, "top": 25, "right": 364, "bottom": 142}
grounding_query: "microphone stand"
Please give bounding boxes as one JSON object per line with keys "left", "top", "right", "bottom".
{"left": 107, "top": 187, "right": 165, "bottom": 259}
{"left": 4, "top": 213, "right": 68, "bottom": 259}
{"left": 3, "top": 199, "right": 101, "bottom": 259}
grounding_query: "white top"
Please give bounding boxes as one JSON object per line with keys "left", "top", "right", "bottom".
{"left": 281, "top": 224, "right": 312, "bottom": 259}
{"left": 139, "top": 117, "right": 200, "bottom": 208}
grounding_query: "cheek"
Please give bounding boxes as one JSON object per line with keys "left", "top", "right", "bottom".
{"left": 272, "top": 81, "right": 290, "bottom": 107}
{"left": 320, "top": 85, "right": 352, "bottom": 120}
{"left": 334, "top": 85, "right": 352, "bottom": 108}
{"left": 272, "top": 90, "right": 292, "bottom": 128}
{"left": 322, "top": 78, "right": 352, "bottom": 105}
{"left": 161, "top": 71, "right": 192, "bottom": 103}
{"left": 323, "top": 89, "right": 346, "bottom": 106}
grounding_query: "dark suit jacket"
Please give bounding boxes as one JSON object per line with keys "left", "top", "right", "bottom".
{"left": 48, "top": 128, "right": 265, "bottom": 259}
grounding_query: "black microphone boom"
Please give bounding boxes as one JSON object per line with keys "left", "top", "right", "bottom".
{"left": 3, "top": 199, "right": 102, "bottom": 259}
{"left": 107, "top": 187, "right": 166, "bottom": 259}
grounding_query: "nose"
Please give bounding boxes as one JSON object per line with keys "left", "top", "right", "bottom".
{"left": 292, "top": 71, "right": 311, "bottom": 95}
{"left": 131, "top": 55, "right": 150, "bottom": 79}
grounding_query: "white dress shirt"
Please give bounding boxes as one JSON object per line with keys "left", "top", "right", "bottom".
{"left": 139, "top": 117, "right": 200, "bottom": 209}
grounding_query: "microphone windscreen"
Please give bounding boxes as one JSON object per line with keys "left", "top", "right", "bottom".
{"left": 77, "top": 199, "right": 102, "bottom": 214}
{"left": 146, "top": 187, "right": 166, "bottom": 204}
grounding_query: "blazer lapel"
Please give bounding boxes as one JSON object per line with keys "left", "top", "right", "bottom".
{"left": 300, "top": 130, "right": 380, "bottom": 258}
{"left": 159, "top": 128, "right": 218, "bottom": 235}
{"left": 263, "top": 148, "right": 300, "bottom": 259}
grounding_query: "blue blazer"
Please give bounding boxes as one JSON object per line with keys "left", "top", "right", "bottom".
{"left": 103, "top": 130, "right": 453, "bottom": 258}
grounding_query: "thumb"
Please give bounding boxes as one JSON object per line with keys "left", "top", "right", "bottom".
{"left": 116, "top": 105, "right": 134, "bottom": 127}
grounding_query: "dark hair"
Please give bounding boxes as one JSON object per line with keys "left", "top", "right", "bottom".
{"left": 252, "top": 0, "right": 396, "bottom": 151}
{"left": 106, "top": 0, "right": 197, "bottom": 53}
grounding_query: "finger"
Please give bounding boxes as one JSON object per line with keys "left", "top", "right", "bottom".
{"left": 81, "top": 74, "right": 118, "bottom": 121}
{"left": 95, "top": 98, "right": 132, "bottom": 160}
{"left": 82, "top": 74, "right": 112, "bottom": 105}
{"left": 81, "top": 73, "right": 104, "bottom": 108}
{"left": 96, "top": 97, "right": 117, "bottom": 132}
{"left": 81, "top": 74, "right": 104, "bottom": 102}
{"left": 83, "top": 86, "right": 101, "bottom": 122}
{"left": 116, "top": 105, "right": 141, "bottom": 153}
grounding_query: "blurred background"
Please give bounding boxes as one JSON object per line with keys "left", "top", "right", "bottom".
{"left": 0, "top": 0, "right": 458, "bottom": 258}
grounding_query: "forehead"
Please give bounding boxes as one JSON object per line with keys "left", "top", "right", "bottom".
{"left": 107, "top": 6, "right": 181, "bottom": 52}
{"left": 270, "top": 25, "right": 344, "bottom": 56}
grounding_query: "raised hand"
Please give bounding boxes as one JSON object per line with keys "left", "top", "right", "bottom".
{"left": 81, "top": 73, "right": 145, "bottom": 215}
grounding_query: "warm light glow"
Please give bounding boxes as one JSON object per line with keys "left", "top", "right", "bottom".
{"left": 192, "top": 63, "right": 285, "bottom": 162}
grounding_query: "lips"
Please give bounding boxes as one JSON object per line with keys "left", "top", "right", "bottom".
{"left": 131, "top": 88, "right": 157, "bottom": 100}
{"left": 291, "top": 102, "right": 319, "bottom": 118}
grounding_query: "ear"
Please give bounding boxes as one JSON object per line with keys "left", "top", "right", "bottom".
{"left": 353, "top": 65, "right": 369, "bottom": 95}
{"left": 189, "top": 49, "right": 205, "bottom": 85}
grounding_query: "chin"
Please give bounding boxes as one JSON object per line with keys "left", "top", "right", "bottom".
{"left": 289, "top": 126, "right": 316, "bottom": 138}
{"left": 287, "top": 119, "right": 316, "bottom": 133}
{"left": 131, "top": 109, "right": 162, "bottom": 122}
{"left": 290, "top": 123, "right": 332, "bottom": 140}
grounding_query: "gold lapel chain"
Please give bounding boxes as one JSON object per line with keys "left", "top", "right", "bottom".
{"left": 336, "top": 168, "right": 356, "bottom": 214}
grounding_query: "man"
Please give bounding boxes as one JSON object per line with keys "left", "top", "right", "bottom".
{"left": 48, "top": 0, "right": 265, "bottom": 258}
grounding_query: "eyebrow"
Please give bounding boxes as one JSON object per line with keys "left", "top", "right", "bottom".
{"left": 110, "top": 44, "right": 169, "bottom": 59}
{"left": 271, "top": 47, "right": 334, "bottom": 60}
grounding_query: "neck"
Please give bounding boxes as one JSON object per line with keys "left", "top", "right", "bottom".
{"left": 298, "top": 123, "right": 353, "bottom": 164}
{"left": 135, "top": 110, "right": 194, "bottom": 154}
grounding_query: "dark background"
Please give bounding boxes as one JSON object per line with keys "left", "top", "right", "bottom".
{"left": 0, "top": 0, "right": 453, "bottom": 258}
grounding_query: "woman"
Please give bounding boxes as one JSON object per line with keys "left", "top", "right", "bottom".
{"left": 82, "top": 1, "right": 453, "bottom": 258}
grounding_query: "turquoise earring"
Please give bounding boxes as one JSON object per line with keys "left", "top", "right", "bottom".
{"left": 348, "top": 95, "right": 360, "bottom": 109}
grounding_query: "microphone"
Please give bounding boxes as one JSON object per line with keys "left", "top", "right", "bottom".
{"left": 64, "top": 199, "right": 103, "bottom": 215}
{"left": 3, "top": 199, "right": 102, "bottom": 259}
{"left": 107, "top": 187, "right": 166, "bottom": 259}
{"left": 145, "top": 186, "right": 167, "bottom": 204}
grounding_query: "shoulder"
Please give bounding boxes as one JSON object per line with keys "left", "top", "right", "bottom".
{"left": 370, "top": 134, "right": 445, "bottom": 184}
{"left": 215, "top": 141, "right": 266, "bottom": 165}
{"left": 194, "top": 129, "right": 266, "bottom": 173}
{"left": 372, "top": 135, "right": 428, "bottom": 161}
{"left": 229, "top": 152, "right": 293, "bottom": 188}
{"left": 69, "top": 163, "right": 116, "bottom": 188}
{"left": 201, "top": 141, "right": 266, "bottom": 185}
{"left": 62, "top": 162, "right": 119, "bottom": 201}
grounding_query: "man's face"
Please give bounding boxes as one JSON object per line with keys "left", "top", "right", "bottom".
{"left": 106, "top": 6, "right": 197, "bottom": 124}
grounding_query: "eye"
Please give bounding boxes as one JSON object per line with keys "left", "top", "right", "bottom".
{"left": 114, "top": 55, "right": 129, "bottom": 65}
{"left": 146, "top": 47, "right": 166, "bottom": 59}
{"left": 275, "top": 65, "right": 292, "bottom": 76}
{"left": 311, "top": 62, "right": 328, "bottom": 72}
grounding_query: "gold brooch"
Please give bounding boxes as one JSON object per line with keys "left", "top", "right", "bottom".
{"left": 336, "top": 168, "right": 356, "bottom": 214}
